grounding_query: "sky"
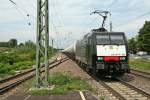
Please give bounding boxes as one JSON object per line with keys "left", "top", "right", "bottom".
{"left": 0, "top": 0, "right": 150, "bottom": 48}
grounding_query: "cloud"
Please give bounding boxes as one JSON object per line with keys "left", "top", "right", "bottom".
{"left": 114, "top": 16, "right": 150, "bottom": 37}
{"left": 0, "top": 0, "right": 150, "bottom": 48}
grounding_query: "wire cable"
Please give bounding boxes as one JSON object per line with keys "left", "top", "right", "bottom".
{"left": 106, "top": 0, "right": 118, "bottom": 10}
{"left": 115, "top": 11, "right": 150, "bottom": 28}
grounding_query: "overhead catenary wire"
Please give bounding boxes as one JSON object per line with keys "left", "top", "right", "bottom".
{"left": 106, "top": 0, "right": 118, "bottom": 11}
{"left": 49, "top": 14, "right": 60, "bottom": 49}
{"left": 8, "top": 0, "right": 38, "bottom": 40}
{"left": 9, "top": 0, "right": 29, "bottom": 17}
{"left": 8, "top": 0, "right": 37, "bottom": 26}
{"left": 49, "top": 0, "right": 65, "bottom": 49}
{"left": 115, "top": 11, "right": 150, "bottom": 28}
{"left": 9, "top": 0, "right": 17, "bottom": 6}
{"left": 50, "top": 0, "right": 63, "bottom": 27}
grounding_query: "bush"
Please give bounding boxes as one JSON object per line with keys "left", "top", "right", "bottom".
{"left": 0, "top": 53, "right": 20, "bottom": 65}
{"left": 0, "top": 40, "right": 57, "bottom": 75}
{"left": 0, "top": 64, "right": 12, "bottom": 74}
{"left": 0, "top": 61, "right": 34, "bottom": 74}
{"left": 49, "top": 72, "right": 72, "bottom": 85}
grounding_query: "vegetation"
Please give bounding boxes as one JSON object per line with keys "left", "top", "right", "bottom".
{"left": 138, "top": 21, "right": 150, "bottom": 53}
{"left": 0, "top": 40, "right": 56, "bottom": 75}
{"left": 128, "top": 37, "right": 137, "bottom": 54}
{"left": 128, "top": 21, "right": 150, "bottom": 70}
{"left": 129, "top": 59, "right": 150, "bottom": 70}
{"left": 128, "top": 21, "right": 150, "bottom": 54}
{"left": 0, "top": 39, "right": 17, "bottom": 47}
{"left": 30, "top": 72, "right": 93, "bottom": 95}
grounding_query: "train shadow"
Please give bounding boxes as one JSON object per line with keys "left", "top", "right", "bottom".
{"left": 117, "top": 73, "right": 135, "bottom": 82}
{"left": 96, "top": 74, "right": 134, "bottom": 83}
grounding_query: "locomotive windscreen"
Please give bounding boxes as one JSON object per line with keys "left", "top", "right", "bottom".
{"left": 96, "top": 34, "right": 110, "bottom": 44}
{"left": 96, "top": 33, "right": 125, "bottom": 45}
{"left": 110, "top": 34, "right": 124, "bottom": 44}
{"left": 96, "top": 33, "right": 126, "bottom": 56}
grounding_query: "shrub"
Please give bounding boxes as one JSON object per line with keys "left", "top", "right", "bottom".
{"left": 0, "top": 53, "right": 20, "bottom": 65}
{"left": 0, "top": 61, "right": 34, "bottom": 74}
{"left": 49, "top": 72, "right": 72, "bottom": 85}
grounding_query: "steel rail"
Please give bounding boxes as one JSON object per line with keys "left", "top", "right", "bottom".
{"left": 116, "top": 77, "right": 150, "bottom": 99}
{"left": 71, "top": 64, "right": 125, "bottom": 99}
{"left": 65, "top": 54, "right": 150, "bottom": 100}
{"left": 0, "top": 57, "right": 69, "bottom": 94}
{"left": 130, "top": 69, "right": 150, "bottom": 79}
{"left": 0, "top": 60, "right": 56, "bottom": 84}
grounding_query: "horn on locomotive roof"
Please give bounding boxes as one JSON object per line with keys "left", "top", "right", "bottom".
{"left": 90, "top": 10, "right": 111, "bottom": 32}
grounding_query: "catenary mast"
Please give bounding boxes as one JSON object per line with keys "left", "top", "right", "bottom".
{"left": 36, "top": 0, "right": 49, "bottom": 87}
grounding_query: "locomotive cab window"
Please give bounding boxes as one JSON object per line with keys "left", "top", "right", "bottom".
{"left": 96, "top": 34, "right": 110, "bottom": 44}
{"left": 110, "top": 34, "right": 125, "bottom": 44}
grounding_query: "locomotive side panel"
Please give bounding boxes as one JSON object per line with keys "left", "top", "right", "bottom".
{"left": 76, "top": 39, "right": 87, "bottom": 64}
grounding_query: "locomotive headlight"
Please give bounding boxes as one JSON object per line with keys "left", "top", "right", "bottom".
{"left": 98, "top": 57, "right": 103, "bottom": 60}
{"left": 120, "top": 57, "right": 126, "bottom": 60}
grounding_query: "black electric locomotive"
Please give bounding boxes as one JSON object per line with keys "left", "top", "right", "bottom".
{"left": 75, "top": 30, "right": 130, "bottom": 75}
{"left": 64, "top": 10, "right": 130, "bottom": 76}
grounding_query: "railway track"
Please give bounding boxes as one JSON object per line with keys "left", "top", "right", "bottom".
{"left": 56, "top": 54, "right": 150, "bottom": 100}
{"left": 0, "top": 57, "right": 69, "bottom": 94}
{"left": 75, "top": 63, "right": 124, "bottom": 100}
{"left": 93, "top": 74, "right": 150, "bottom": 100}
{"left": 77, "top": 64, "right": 150, "bottom": 100}
{"left": 104, "top": 79, "right": 149, "bottom": 100}
{"left": 116, "top": 77, "right": 150, "bottom": 99}
{"left": 130, "top": 69, "right": 150, "bottom": 79}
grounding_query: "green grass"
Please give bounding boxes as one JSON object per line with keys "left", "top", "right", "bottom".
{"left": 129, "top": 59, "right": 150, "bottom": 71}
{"left": 0, "top": 61, "right": 34, "bottom": 74}
{"left": 99, "top": 97, "right": 105, "bottom": 100}
{"left": 30, "top": 72, "right": 93, "bottom": 95}
{"left": 0, "top": 44, "right": 56, "bottom": 75}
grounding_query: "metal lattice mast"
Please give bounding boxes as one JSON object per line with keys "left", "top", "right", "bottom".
{"left": 36, "top": 0, "right": 49, "bottom": 87}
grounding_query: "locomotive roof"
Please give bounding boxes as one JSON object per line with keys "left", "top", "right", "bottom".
{"left": 92, "top": 31, "right": 125, "bottom": 34}
{"left": 83, "top": 31, "right": 125, "bottom": 40}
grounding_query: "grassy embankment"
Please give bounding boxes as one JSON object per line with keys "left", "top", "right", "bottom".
{"left": 29, "top": 72, "right": 95, "bottom": 95}
{"left": 129, "top": 59, "right": 150, "bottom": 71}
{"left": 0, "top": 41, "right": 57, "bottom": 75}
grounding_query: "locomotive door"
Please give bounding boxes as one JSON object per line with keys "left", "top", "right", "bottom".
{"left": 87, "top": 38, "right": 92, "bottom": 68}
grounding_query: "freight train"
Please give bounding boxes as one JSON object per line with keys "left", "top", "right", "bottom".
{"left": 63, "top": 11, "right": 130, "bottom": 76}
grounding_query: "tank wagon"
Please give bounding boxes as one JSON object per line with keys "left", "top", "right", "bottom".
{"left": 63, "top": 42, "right": 76, "bottom": 60}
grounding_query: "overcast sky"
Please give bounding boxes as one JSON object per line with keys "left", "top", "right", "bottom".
{"left": 0, "top": 0, "right": 150, "bottom": 48}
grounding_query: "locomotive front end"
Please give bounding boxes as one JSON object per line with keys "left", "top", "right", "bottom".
{"left": 95, "top": 32, "right": 130, "bottom": 75}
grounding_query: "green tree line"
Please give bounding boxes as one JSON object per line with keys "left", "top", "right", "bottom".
{"left": 128, "top": 21, "right": 150, "bottom": 54}
{"left": 0, "top": 39, "right": 17, "bottom": 47}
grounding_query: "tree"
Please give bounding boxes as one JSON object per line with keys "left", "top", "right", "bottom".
{"left": 0, "top": 42, "right": 9, "bottom": 47}
{"left": 9, "top": 39, "right": 17, "bottom": 47}
{"left": 128, "top": 37, "right": 137, "bottom": 54}
{"left": 24, "top": 40, "right": 36, "bottom": 48}
{"left": 138, "top": 21, "right": 150, "bottom": 53}
{"left": 19, "top": 43, "right": 24, "bottom": 47}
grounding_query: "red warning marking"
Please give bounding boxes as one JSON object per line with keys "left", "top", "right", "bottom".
{"left": 104, "top": 56, "right": 119, "bottom": 61}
